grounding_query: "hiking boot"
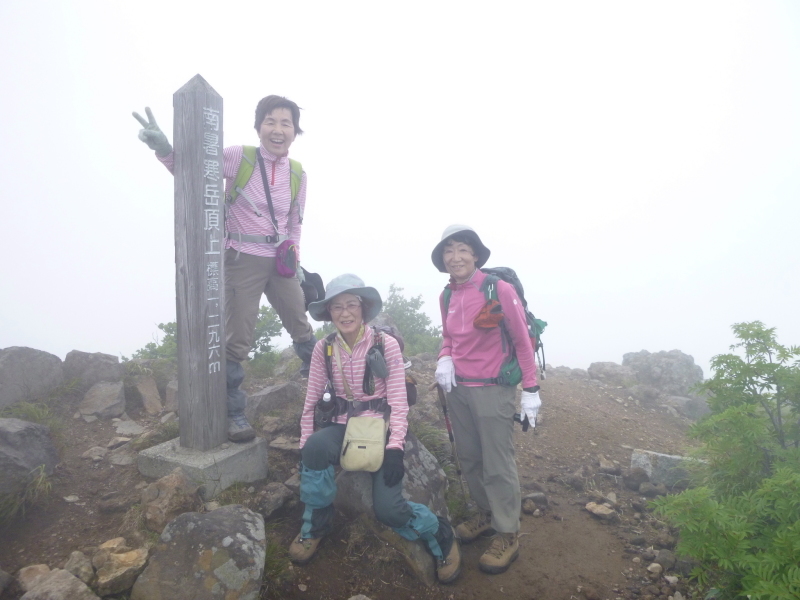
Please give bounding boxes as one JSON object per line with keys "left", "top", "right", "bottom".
{"left": 478, "top": 532, "right": 519, "bottom": 574}
{"left": 227, "top": 413, "right": 255, "bottom": 443}
{"left": 289, "top": 534, "right": 321, "bottom": 565}
{"left": 436, "top": 537, "right": 462, "bottom": 584}
{"left": 455, "top": 511, "right": 494, "bottom": 543}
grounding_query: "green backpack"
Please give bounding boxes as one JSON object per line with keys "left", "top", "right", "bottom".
{"left": 226, "top": 145, "right": 304, "bottom": 223}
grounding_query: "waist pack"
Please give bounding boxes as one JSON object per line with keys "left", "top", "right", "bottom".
{"left": 340, "top": 416, "right": 388, "bottom": 472}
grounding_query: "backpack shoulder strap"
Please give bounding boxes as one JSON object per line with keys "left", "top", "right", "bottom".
{"left": 480, "top": 272, "right": 500, "bottom": 302}
{"left": 324, "top": 332, "right": 337, "bottom": 383}
{"left": 442, "top": 285, "right": 453, "bottom": 313}
{"left": 288, "top": 158, "right": 304, "bottom": 224}
{"left": 228, "top": 146, "right": 257, "bottom": 204}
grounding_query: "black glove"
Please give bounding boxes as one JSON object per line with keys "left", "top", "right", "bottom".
{"left": 382, "top": 448, "right": 405, "bottom": 488}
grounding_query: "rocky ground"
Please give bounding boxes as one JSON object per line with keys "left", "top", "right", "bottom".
{"left": 0, "top": 355, "right": 700, "bottom": 600}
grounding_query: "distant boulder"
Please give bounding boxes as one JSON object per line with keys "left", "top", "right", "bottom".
{"left": 0, "top": 347, "right": 64, "bottom": 409}
{"left": 587, "top": 362, "right": 636, "bottom": 387}
{"left": 64, "top": 351, "right": 123, "bottom": 390}
{"left": 622, "top": 350, "right": 703, "bottom": 397}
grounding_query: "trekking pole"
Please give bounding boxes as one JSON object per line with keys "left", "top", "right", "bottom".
{"left": 432, "top": 383, "right": 469, "bottom": 501}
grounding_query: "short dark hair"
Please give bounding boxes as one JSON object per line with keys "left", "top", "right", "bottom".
{"left": 444, "top": 234, "right": 476, "bottom": 254}
{"left": 254, "top": 95, "right": 303, "bottom": 135}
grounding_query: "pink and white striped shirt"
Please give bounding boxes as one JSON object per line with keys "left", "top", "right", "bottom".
{"left": 300, "top": 327, "right": 409, "bottom": 451}
{"left": 157, "top": 144, "right": 307, "bottom": 258}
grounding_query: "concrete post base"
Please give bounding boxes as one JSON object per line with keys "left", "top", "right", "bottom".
{"left": 137, "top": 437, "right": 268, "bottom": 500}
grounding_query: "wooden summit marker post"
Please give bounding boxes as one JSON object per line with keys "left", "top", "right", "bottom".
{"left": 173, "top": 74, "right": 227, "bottom": 451}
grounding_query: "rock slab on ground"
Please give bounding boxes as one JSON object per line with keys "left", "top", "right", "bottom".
{"left": 20, "top": 569, "right": 100, "bottom": 600}
{"left": 141, "top": 467, "right": 199, "bottom": 533}
{"left": 79, "top": 382, "right": 126, "bottom": 419}
{"left": 334, "top": 432, "right": 448, "bottom": 586}
{"left": 131, "top": 505, "right": 266, "bottom": 600}
{"left": 0, "top": 347, "right": 64, "bottom": 410}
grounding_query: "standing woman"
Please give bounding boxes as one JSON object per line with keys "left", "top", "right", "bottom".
{"left": 132, "top": 96, "right": 318, "bottom": 443}
{"left": 292, "top": 274, "right": 461, "bottom": 584}
{"left": 431, "top": 224, "right": 542, "bottom": 574}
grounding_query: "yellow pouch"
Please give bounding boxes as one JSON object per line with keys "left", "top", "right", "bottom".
{"left": 340, "top": 416, "right": 388, "bottom": 472}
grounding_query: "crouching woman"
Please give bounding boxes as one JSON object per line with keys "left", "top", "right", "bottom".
{"left": 290, "top": 273, "right": 461, "bottom": 584}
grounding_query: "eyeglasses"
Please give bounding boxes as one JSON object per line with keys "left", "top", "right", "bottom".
{"left": 329, "top": 301, "right": 362, "bottom": 315}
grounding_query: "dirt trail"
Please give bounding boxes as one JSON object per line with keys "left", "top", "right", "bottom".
{"left": 0, "top": 370, "right": 693, "bottom": 600}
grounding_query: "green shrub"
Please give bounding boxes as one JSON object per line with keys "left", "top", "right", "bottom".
{"left": 652, "top": 321, "right": 800, "bottom": 599}
{"left": 0, "top": 465, "right": 53, "bottom": 526}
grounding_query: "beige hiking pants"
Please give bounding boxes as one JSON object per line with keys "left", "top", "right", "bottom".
{"left": 224, "top": 249, "right": 314, "bottom": 363}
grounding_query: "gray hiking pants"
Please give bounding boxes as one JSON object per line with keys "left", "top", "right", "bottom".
{"left": 447, "top": 384, "right": 521, "bottom": 533}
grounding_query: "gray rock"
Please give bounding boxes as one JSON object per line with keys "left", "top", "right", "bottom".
{"left": 0, "top": 569, "right": 10, "bottom": 595}
{"left": 141, "top": 467, "right": 199, "bottom": 533}
{"left": 19, "top": 569, "right": 99, "bottom": 600}
{"left": 81, "top": 446, "right": 108, "bottom": 462}
{"left": 129, "top": 376, "right": 163, "bottom": 415}
{"left": 639, "top": 482, "right": 667, "bottom": 497}
{"left": 131, "top": 505, "right": 265, "bottom": 600}
{"left": 631, "top": 449, "right": 696, "bottom": 488}
{"left": 523, "top": 492, "right": 548, "bottom": 507}
{"left": 63, "top": 350, "right": 123, "bottom": 390}
{"left": 79, "top": 382, "right": 126, "bottom": 419}
{"left": 587, "top": 362, "right": 636, "bottom": 387}
{"left": 269, "top": 436, "right": 300, "bottom": 454}
{"left": 622, "top": 349, "right": 703, "bottom": 397}
{"left": 0, "top": 347, "right": 64, "bottom": 409}
{"left": 655, "top": 548, "right": 677, "bottom": 570}
{"left": 571, "top": 368, "right": 589, "bottom": 379}
{"left": 598, "top": 455, "right": 621, "bottom": 475}
{"left": 623, "top": 467, "right": 650, "bottom": 491}
{"left": 585, "top": 502, "right": 619, "bottom": 523}
{"left": 334, "top": 433, "right": 448, "bottom": 586}
{"left": 665, "top": 395, "right": 711, "bottom": 420}
{"left": 256, "top": 482, "right": 294, "bottom": 518}
{"left": 108, "top": 447, "right": 136, "bottom": 466}
{"left": 245, "top": 382, "right": 303, "bottom": 424}
{"left": 0, "top": 418, "right": 59, "bottom": 496}
{"left": 165, "top": 380, "right": 178, "bottom": 413}
{"left": 115, "top": 420, "right": 145, "bottom": 436}
{"left": 64, "top": 551, "right": 94, "bottom": 585}
{"left": 335, "top": 432, "right": 449, "bottom": 520}
{"left": 628, "top": 384, "right": 661, "bottom": 405}
{"left": 284, "top": 473, "right": 301, "bottom": 494}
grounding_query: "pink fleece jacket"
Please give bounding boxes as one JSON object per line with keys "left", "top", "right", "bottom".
{"left": 439, "top": 269, "right": 538, "bottom": 389}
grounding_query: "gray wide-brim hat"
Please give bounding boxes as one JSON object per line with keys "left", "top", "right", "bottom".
{"left": 307, "top": 273, "right": 383, "bottom": 323}
{"left": 431, "top": 224, "right": 492, "bottom": 273}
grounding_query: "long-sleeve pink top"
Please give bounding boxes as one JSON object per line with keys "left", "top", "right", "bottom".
{"left": 438, "top": 269, "right": 538, "bottom": 389}
{"left": 156, "top": 144, "right": 307, "bottom": 258}
{"left": 299, "top": 327, "right": 409, "bottom": 451}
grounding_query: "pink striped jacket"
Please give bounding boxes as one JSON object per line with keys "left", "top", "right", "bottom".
{"left": 157, "top": 144, "right": 307, "bottom": 258}
{"left": 300, "top": 327, "right": 409, "bottom": 451}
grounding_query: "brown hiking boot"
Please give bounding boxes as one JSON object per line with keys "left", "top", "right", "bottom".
{"left": 455, "top": 511, "right": 494, "bottom": 543}
{"left": 289, "top": 534, "right": 321, "bottom": 565}
{"left": 436, "top": 538, "right": 462, "bottom": 584}
{"left": 478, "top": 532, "right": 519, "bottom": 574}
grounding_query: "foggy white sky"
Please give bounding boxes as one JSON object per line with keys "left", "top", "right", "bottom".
{"left": 1, "top": 0, "right": 798, "bottom": 377}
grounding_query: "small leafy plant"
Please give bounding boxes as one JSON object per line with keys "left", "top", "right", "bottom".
{"left": 652, "top": 321, "right": 800, "bottom": 599}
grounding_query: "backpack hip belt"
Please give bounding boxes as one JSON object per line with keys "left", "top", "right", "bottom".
{"left": 226, "top": 232, "right": 289, "bottom": 245}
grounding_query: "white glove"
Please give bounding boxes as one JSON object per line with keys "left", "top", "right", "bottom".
{"left": 435, "top": 356, "right": 457, "bottom": 393}
{"left": 132, "top": 107, "right": 173, "bottom": 157}
{"left": 520, "top": 390, "right": 542, "bottom": 428}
